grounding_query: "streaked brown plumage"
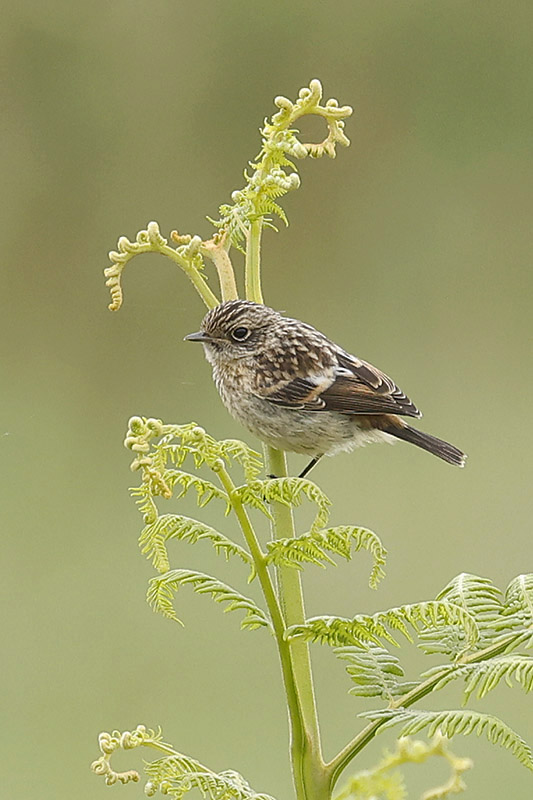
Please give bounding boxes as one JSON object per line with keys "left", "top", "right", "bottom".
{"left": 185, "top": 300, "right": 466, "bottom": 474}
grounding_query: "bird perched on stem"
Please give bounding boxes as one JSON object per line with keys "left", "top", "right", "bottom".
{"left": 185, "top": 300, "right": 466, "bottom": 477}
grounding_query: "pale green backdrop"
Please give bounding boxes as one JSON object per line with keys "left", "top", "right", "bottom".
{"left": 2, "top": 1, "right": 533, "bottom": 798}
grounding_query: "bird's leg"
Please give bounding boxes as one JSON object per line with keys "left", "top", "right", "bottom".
{"left": 298, "top": 455, "right": 323, "bottom": 479}
{"left": 268, "top": 454, "right": 323, "bottom": 480}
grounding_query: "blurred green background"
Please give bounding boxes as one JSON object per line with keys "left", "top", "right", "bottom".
{"left": 3, "top": 1, "right": 533, "bottom": 797}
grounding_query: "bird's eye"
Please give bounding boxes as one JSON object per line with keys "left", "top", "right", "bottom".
{"left": 231, "top": 326, "right": 250, "bottom": 341}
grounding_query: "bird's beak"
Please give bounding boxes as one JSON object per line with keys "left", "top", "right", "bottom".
{"left": 184, "top": 331, "right": 212, "bottom": 342}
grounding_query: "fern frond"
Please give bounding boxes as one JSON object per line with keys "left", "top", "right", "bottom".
{"left": 131, "top": 485, "right": 159, "bottom": 523}
{"left": 163, "top": 469, "right": 230, "bottom": 509}
{"left": 336, "top": 768, "right": 406, "bottom": 800}
{"left": 462, "top": 654, "right": 533, "bottom": 700}
{"left": 265, "top": 526, "right": 386, "bottom": 589}
{"left": 139, "top": 514, "right": 252, "bottom": 573}
{"left": 210, "top": 81, "right": 352, "bottom": 245}
{"left": 92, "top": 725, "right": 276, "bottom": 799}
{"left": 363, "top": 709, "right": 533, "bottom": 771}
{"left": 232, "top": 483, "right": 272, "bottom": 518}
{"left": 336, "top": 734, "right": 472, "bottom": 800}
{"left": 255, "top": 197, "right": 288, "bottom": 225}
{"left": 424, "top": 654, "right": 533, "bottom": 702}
{"left": 209, "top": 206, "right": 247, "bottom": 252}
{"left": 126, "top": 418, "right": 263, "bottom": 480}
{"left": 335, "top": 645, "right": 417, "bottom": 702}
{"left": 145, "top": 754, "right": 276, "bottom": 800}
{"left": 218, "top": 439, "right": 263, "bottom": 482}
{"left": 147, "top": 569, "right": 271, "bottom": 630}
{"left": 437, "top": 573, "right": 504, "bottom": 624}
{"left": 288, "top": 601, "right": 477, "bottom": 650}
{"left": 159, "top": 425, "right": 225, "bottom": 471}
{"left": 419, "top": 573, "right": 514, "bottom": 658}
{"left": 159, "top": 442, "right": 189, "bottom": 469}
{"left": 505, "top": 574, "right": 533, "bottom": 627}
{"left": 104, "top": 222, "right": 220, "bottom": 312}
{"left": 236, "top": 477, "right": 331, "bottom": 533}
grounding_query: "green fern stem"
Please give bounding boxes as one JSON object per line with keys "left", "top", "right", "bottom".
{"left": 214, "top": 462, "right": 310, "bottom": 800}
{"left": 244, "top": 188, "right": 326, "bottom": 799}
{"left": 326, "top": 629, "right": 527, "bottom": 791}
{"left": 140, "top": 739, "right": 180, "bottom": 758}
{"left": 201, "top": 236, "right": 239, "bottom": 302}
{"left": 245, "top": 218, "right": 264, "bottom": 304}
{"left": 143, "top": 239, "right": 220, "bottom": 310}
{"left": 266, "top": 446, "right": 328, "bottom": 800}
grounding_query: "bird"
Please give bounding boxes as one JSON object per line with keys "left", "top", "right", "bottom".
{"left": 185, "top": 300, "right": 466, "bottom": 477}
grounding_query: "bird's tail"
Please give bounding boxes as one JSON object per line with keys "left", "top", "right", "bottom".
{"left": 385, "top": 423, "right": 467, "bottom": 467}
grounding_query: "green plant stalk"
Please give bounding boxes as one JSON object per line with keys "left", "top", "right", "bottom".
{"left": 266, "top": 446, "right": 328, "bottom": 799}
{"left": 201, "top": 236, "right": 239, "bottom": 302}
{"left": 214, "top": 463, "right": 309, "bottom": 800}
{"left": 326, "top": 630, "right": 526, "bottom": 791}
{"left": 267, "top": 446, "right": 323, "bottom": 743}
{"left": 245, "top": 218, "right": 264, "bottom": 304}
{"left": 142, "top": 739, "right": 182, "bottom": 758}
{"left": 245, "top": 214, "right": 327, "bottom": 798}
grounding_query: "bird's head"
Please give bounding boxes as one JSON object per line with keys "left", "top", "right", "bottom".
{"left": 184, "top": 300, "right": 282, "bottom": 365}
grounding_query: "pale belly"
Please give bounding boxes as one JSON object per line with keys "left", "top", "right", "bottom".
{"left": 221, "top": 391, "right": 394, "bottom": 456}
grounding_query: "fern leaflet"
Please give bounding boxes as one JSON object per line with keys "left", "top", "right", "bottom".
{"left": 235, "top": 477, "right": 331, "bottom": 533}
{"left": 336, "top": 735, "right": 472, "bottom": 800}
{"left": 505, "top": 574, "right": 533, "bottom": 627}
{"left": 418, "top": 573, "right": 515, "bottom": 658}
{"left": 163, "top": 469, "right": 230, "bottom": 509}
{"left": 335, "top": 645, "right": 417, "bottom": 701}
{"left": 147, "top": 569, "right": 271, "bottom": 630}
{"left": 145, "top": 754, "right": 276, "bottom": 800}
{"left": 363, "top": 708, "right": 533, "bottom": 771}
{"left": 131, "top": 485, "right": 159, "bottom": 523}
{"left": 218, "top": 439, "right": 263, "bottom": 482}
{"left": 92, "top": 724, "right": 277, "bottom": 798}
{"left": 125, "top": 418, "right": 264, "bottom": 484}
{"left": 288, "top": 601, "right": 477, "bottom": 649}
{"left": 265, "top": 525, "right": 386, "bottom": 589}
{"left": 423, "top": 654, "right": 533, "bottom": 702}
{"left": 139, "top": 514, "right": 252, "bottom": 573}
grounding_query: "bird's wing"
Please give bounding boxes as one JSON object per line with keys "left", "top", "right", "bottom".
{"left": 330, "top": 351, "right": 422, "bottom": 417}
{"left": 254, "top": 351, "right": 421, "bottom": 418}
{"left": 254, "top": 375, "right": 333, "bottom": 410}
